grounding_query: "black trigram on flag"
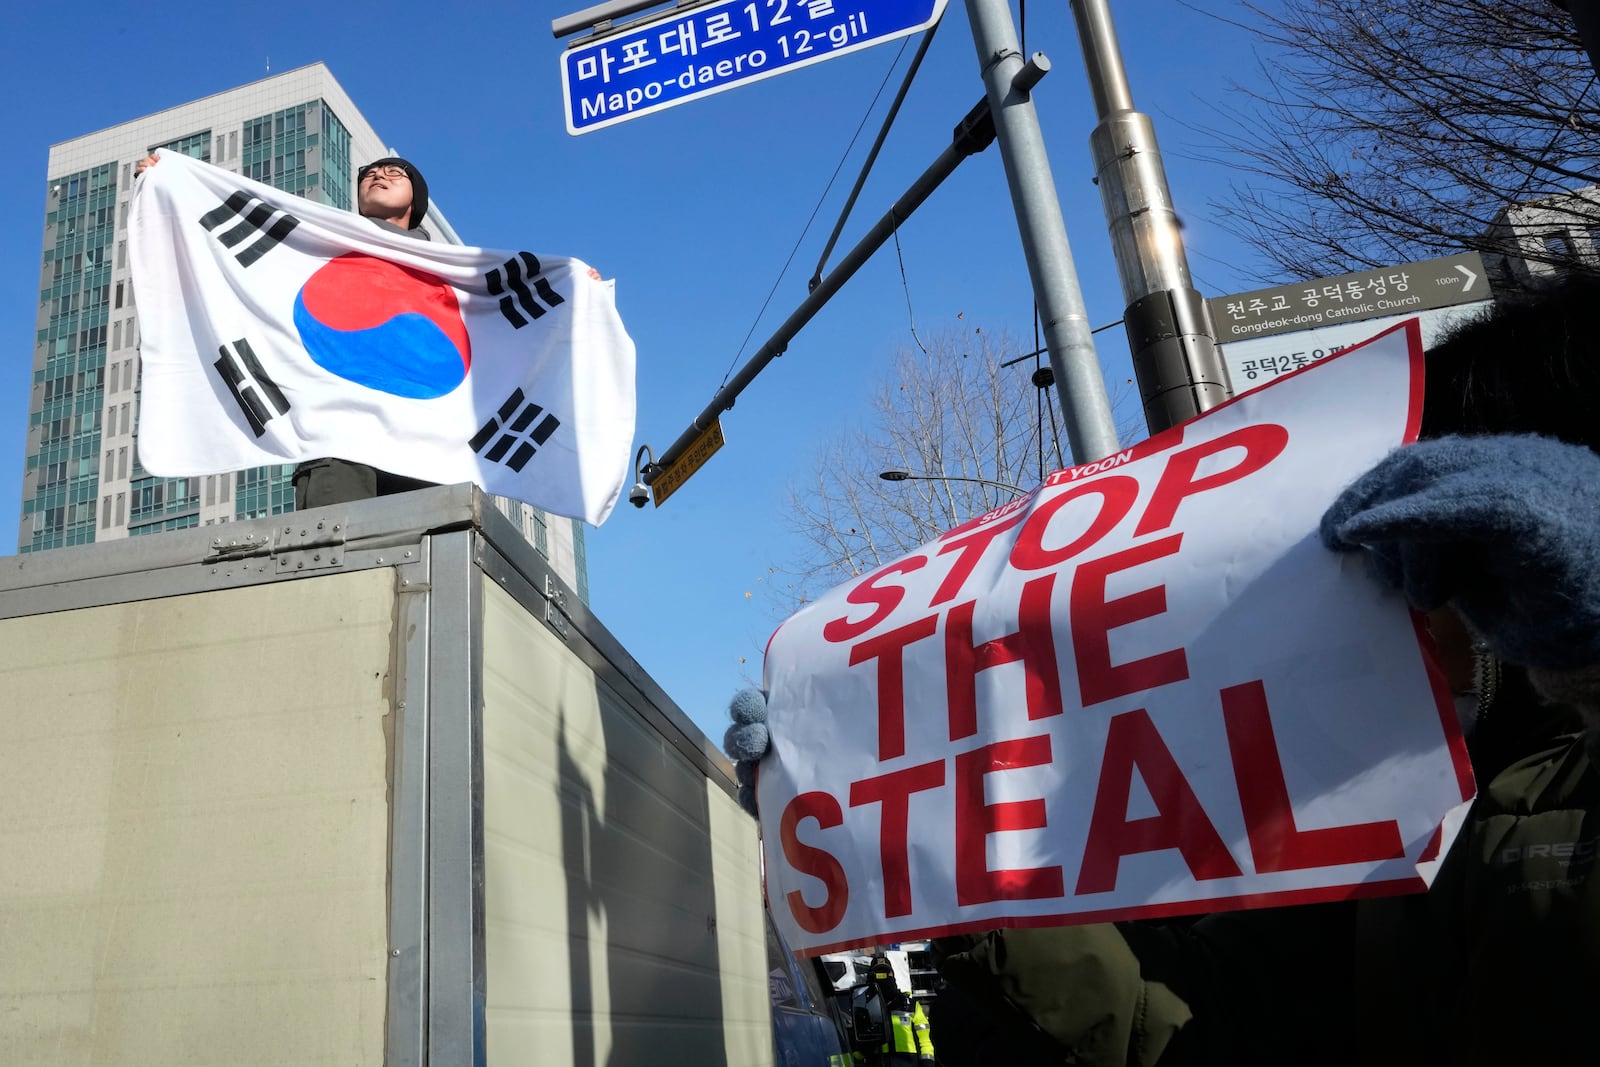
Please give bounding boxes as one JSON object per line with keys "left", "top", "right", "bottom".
{"left": 470, "top": 389, "right": 560, "bottom": 472}
{"left": 214, "top": 338, "right": 290, "bottom": 437}
{"left": 199, "top": 191, "right": 301, "bottom": 268}
{"left": 486, "top": 252, "right": 565, "bottom": 329}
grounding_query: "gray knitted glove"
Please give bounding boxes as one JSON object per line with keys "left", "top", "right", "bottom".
{"left": 722, "top": 687, "right": 769, "bottom": 815}
{"left": 1321, "top": 434, "right": 1600, "bottom": 670}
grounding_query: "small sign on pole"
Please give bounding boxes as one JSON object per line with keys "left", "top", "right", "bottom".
{"left": 651, "top": 417, "right": 725, "bottom": 506}
{"left": 561, "top": 0, "right": 948, "bottom": 134}
{"left": 1208, "top": 253, "right": 1493, "bottom": 395}
{"left": 1206, "top": 253, "right": 1488, "bottom": 344}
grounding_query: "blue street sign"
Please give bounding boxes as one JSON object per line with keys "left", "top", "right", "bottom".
{"left": 561, "top": 0, "right": 948, "bottom": 134}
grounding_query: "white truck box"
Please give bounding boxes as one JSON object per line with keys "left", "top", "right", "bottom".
{"left": 0, "top": 485, "right": 771, "bottom": 1067}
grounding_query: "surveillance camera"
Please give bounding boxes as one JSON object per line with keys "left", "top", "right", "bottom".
{"left": 629, "top": 481, "right": 650, "bottom": 509}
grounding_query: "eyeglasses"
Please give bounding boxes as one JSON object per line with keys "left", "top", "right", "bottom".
{"left": 361, "top": 165, "right": 409, "bottom": 182}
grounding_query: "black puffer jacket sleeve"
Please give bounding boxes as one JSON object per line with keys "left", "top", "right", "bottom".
{"left": 932, "top": 899, "right": 1359, "bottom": 1066}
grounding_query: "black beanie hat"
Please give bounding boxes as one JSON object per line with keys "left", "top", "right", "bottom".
{"left": 357, "top": 156, "right": 429, "bottom": 229}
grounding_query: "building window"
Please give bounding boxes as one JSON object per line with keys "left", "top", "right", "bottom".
{"left": 101, "top": 496, "right": 111, "bottom": 528}
{"left": 531, "top": 508, "right": 549, "bottom": 557}
{"left": 234, "top": 464, "right": 292, "bottom": 518}
{"left": 114, "top": 493, "right": 124, "bottom": 526}
{"left": 1544, "top": 231, "right": 1575, "bottom": 260}
{"left": 118, "top": 447, "right": 128, "bottom": 480}
{"left": 151, "top": 130, "right": 212, "bottom": 163}
{"left": 321, "top": 103, "right": 354, "bottom": 211}
{"left": 572, "top": 518, "right": 588, "bottom": 604}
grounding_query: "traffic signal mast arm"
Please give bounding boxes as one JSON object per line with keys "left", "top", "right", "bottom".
{"left": 641, "top": 91, "right": 1002, "bottom": 487}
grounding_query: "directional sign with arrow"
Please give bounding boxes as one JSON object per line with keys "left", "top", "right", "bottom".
{"left": 1208, "top": 251, "right": 1494, "bottom": 396}
{"left": 1206, "top": 252, "right": 1492, "bottom": 344}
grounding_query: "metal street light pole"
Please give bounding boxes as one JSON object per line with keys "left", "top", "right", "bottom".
{"left": 879, "top": 469, "right": 1028, "bottom": 495}
{"left": 964, "top": 0, "right": 1121, "bottom": 465}
{"left": 1069, "top": 0, "right": 1232, "bottom": 435}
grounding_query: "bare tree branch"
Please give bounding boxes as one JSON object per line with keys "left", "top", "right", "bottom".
{"left": 1190, "top": 0, "right": 1600, "bottom": 282}
{"left": 775, "top": 329, "right": 1050, "bottom": 606}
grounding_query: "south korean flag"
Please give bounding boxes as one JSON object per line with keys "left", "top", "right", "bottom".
{"left": 129, "top": 149, "right": 636, "bottom": 525}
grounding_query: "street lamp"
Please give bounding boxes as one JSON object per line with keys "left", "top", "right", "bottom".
{"left": 1070, "top": 0, "right": 1231, "bottom": 434}
{"left": 878, "top": 470, "right": 1028, "bottom": 496}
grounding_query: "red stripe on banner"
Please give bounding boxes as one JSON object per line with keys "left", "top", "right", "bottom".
{"left": 1400, "top": 316, "right": 1427, "bottom": 445}
{"left": 781, "top": 875, "right": 1432, "bottom": 958}
{"left": 1417, "top": 822, "right": 1446, "bottom": 864}
{"left": 1410, "top": 608, "right": 1477, "bottom": 802}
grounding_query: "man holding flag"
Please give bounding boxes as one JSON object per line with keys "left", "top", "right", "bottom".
{"left": 289, "top": 156, "right": 440, "bottom": 509}
{"left": 129, "top": 147, "right": 634, "bottom": 525}
{"left": 132, "top": 152, "right": 437, "bottom": 507}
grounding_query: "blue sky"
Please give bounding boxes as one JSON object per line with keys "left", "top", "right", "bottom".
{"left": 0, "top": 0, "right": 1278, "bottom": 746}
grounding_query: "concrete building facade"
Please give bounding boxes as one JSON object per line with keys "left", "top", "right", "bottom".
{"left": 1482, "top": 186, "right": 1600, "bottom": 290}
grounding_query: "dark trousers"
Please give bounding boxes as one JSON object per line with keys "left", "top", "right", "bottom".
{"left": 292, "top": 458, "right": 437, "bottom": 510}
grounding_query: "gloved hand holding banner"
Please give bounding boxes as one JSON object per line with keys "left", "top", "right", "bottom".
{"left": 129, "top": 149, "right": 636, "bottom": 525}
{"left": 759, "top": 321, "right": 1474, "bottom": 955}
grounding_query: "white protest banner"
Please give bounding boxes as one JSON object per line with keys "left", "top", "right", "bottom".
{"left": 759, "top": 321, "right": 1475, "bottom": 955}
{"left": 130, "top": 149, "right": 635, "bottom": 525}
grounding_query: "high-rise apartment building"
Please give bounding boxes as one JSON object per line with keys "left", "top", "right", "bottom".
{"left": 22, "top": 63, "right": 587, "bottom": 599}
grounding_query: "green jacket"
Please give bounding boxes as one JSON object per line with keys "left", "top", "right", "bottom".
{"left": 934, "top": 680, "right": 1600, "bottom": 1065}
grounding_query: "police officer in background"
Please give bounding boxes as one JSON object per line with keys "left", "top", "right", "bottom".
{"left": 910, "top": 997, "right": 935, "bottom": 1065}
{"left": 850, "top": 956, "right": 923, "bottom": 1066}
